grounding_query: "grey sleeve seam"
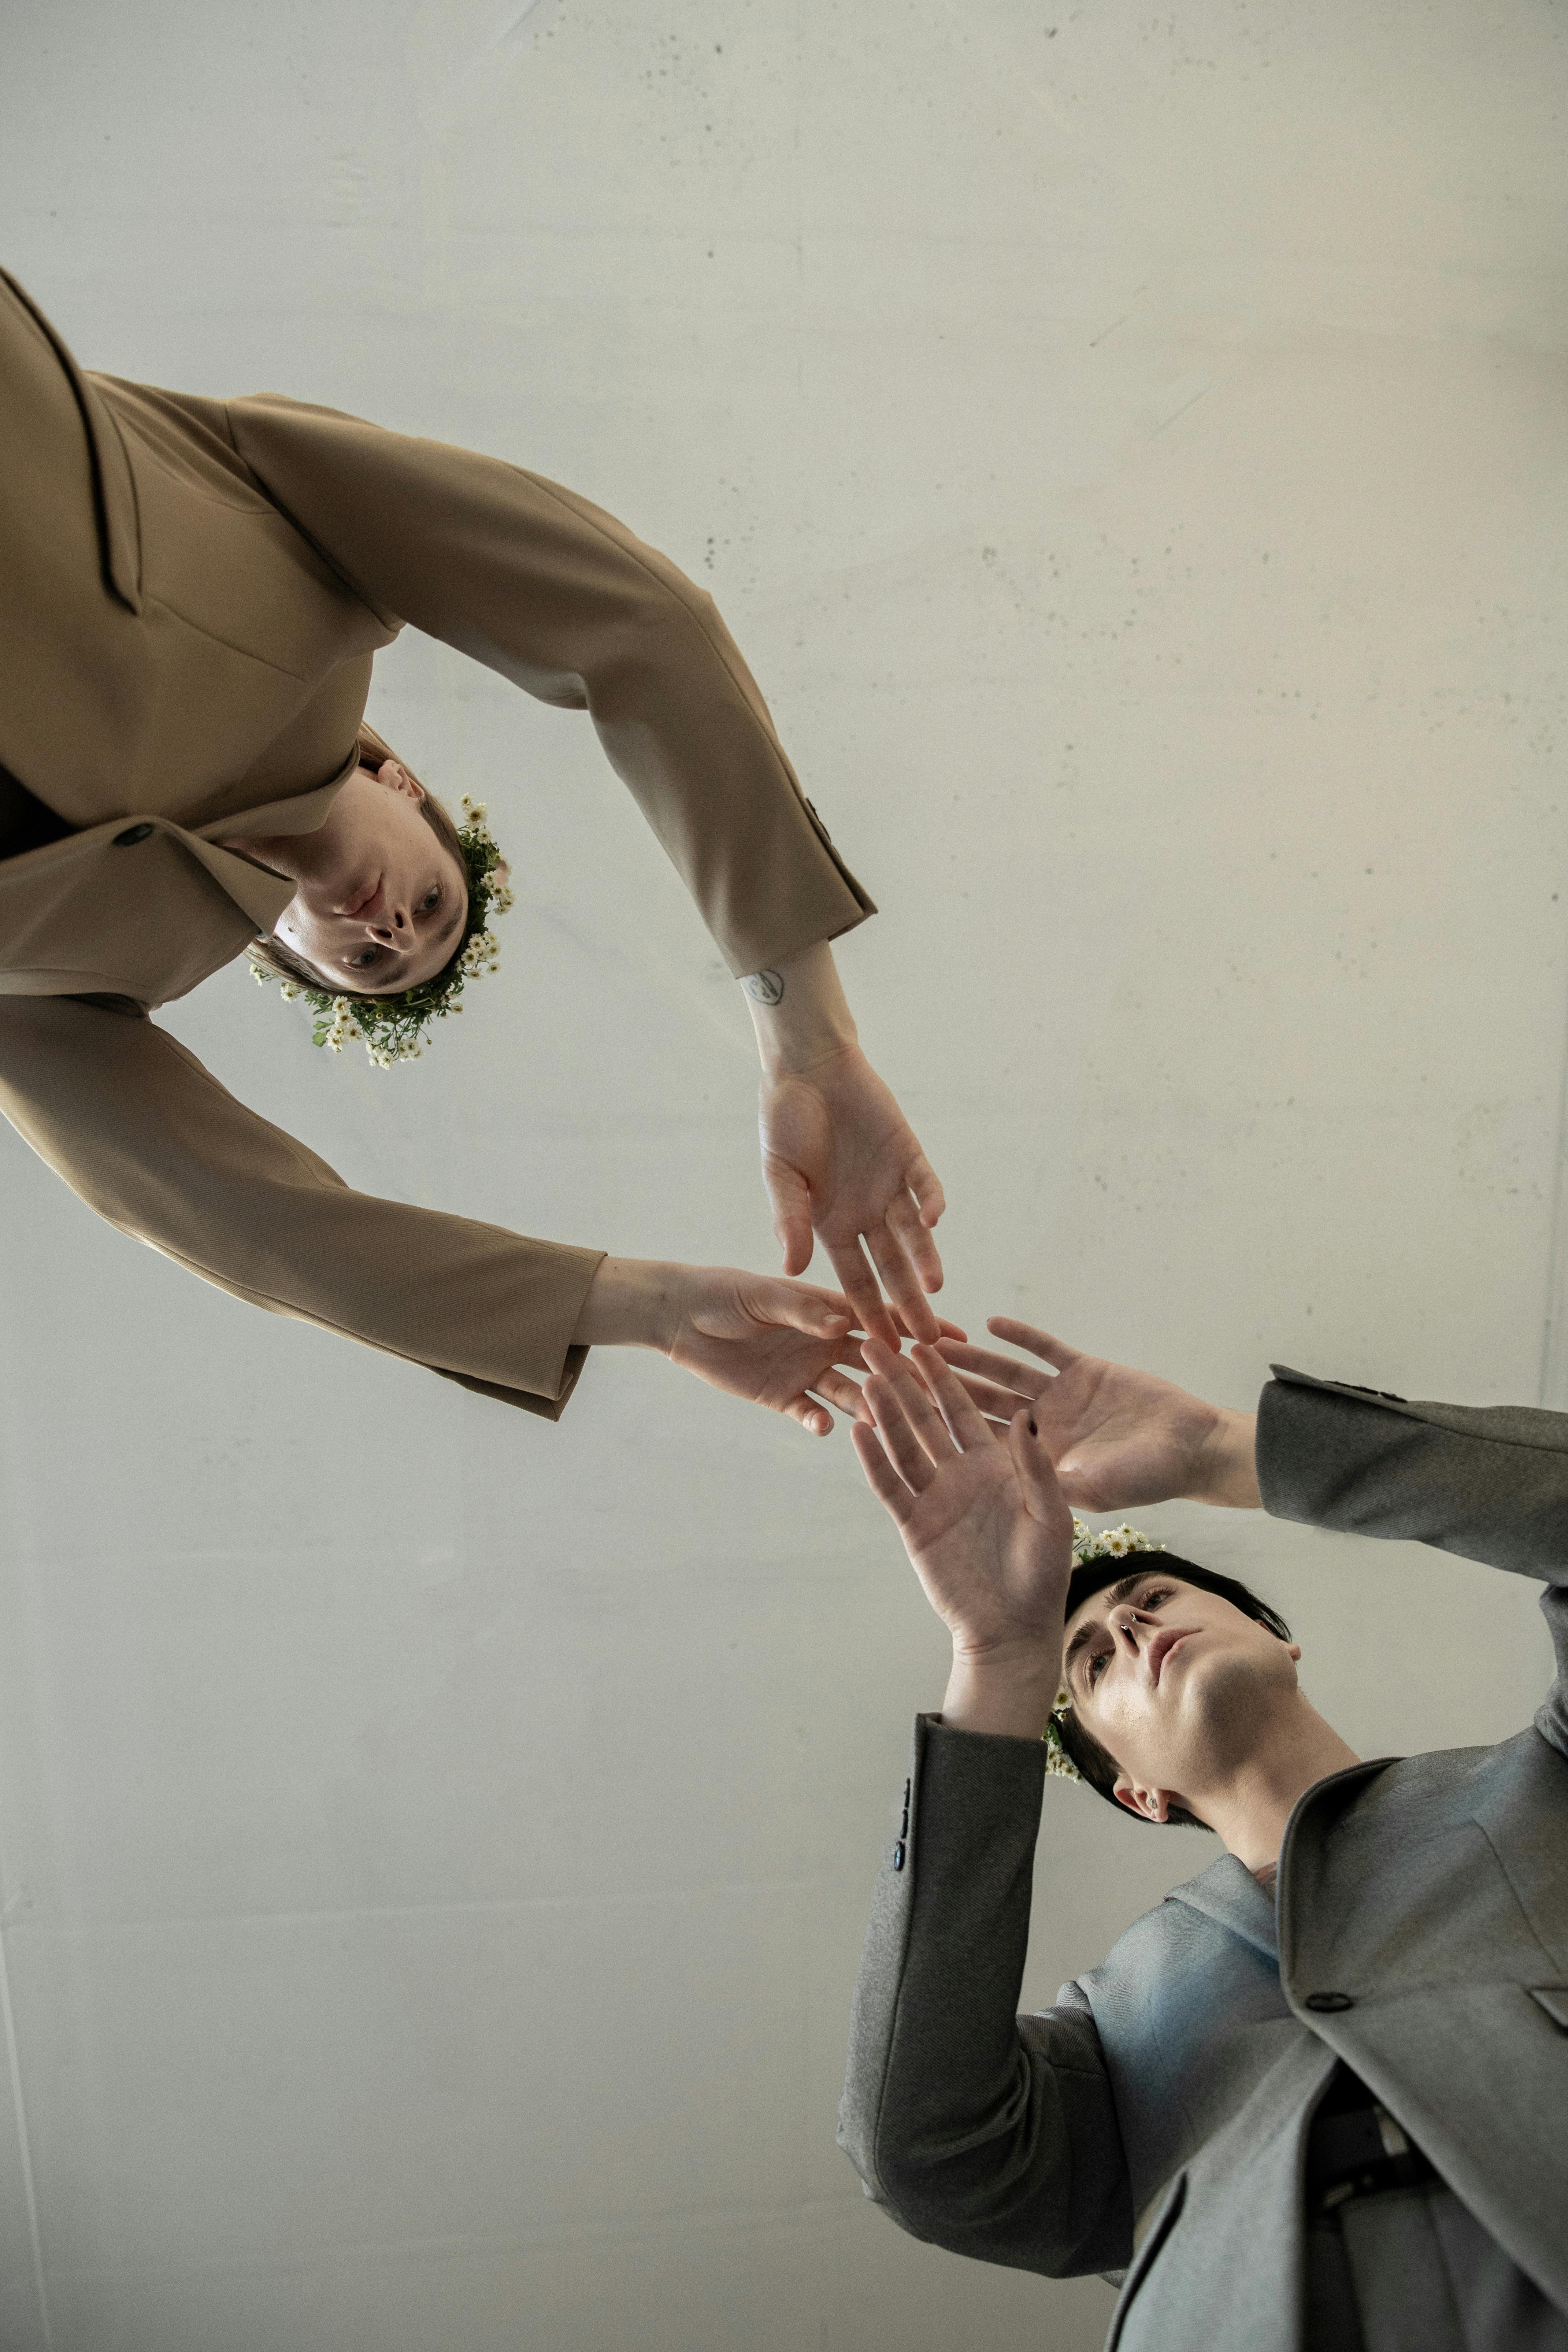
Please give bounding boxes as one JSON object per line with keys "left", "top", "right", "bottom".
{"left": 1269, "top": 1375, "right": 1568, "bottom": 1460}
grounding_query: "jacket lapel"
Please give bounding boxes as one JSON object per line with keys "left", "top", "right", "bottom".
{"left": 0, "top": 270, "right": 142, "bottom": 614}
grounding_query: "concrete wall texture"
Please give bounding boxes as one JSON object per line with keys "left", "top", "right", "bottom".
{"left": 1, "top": 3, "right": 1565, "bottom": 2346}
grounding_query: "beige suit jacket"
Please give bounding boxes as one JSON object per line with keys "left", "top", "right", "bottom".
{"left": 0, "top": 266, "right": 874, "bottom": 1416}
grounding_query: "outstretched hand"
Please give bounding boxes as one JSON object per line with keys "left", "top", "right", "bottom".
{"left": 937, "top": 1319, "right": 1260, "bottom": 1512}
{"left": 760, "top": 1041, "right": 945, "bottom": 1350}
{"left": 852, "top": 1338, "right": 1076, "bottom": 1670}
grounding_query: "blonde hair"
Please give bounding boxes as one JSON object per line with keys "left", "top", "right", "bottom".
{"left": 246, "top": 722, "right": 469, "bottom": 995}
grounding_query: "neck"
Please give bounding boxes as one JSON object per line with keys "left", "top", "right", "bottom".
{"left": 219, "top": 828, "right": 311, "bottom": 881}
{"left": 1185, "top": 1696, "right": 1361, "bottom": 1874}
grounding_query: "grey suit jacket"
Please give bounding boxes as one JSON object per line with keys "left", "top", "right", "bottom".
{"left": 838, "top": 1367, "right": 1568, "bottom": 2352}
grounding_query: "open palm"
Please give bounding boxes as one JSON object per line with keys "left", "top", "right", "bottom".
{"left": 852, "top": 1340, "right": 1075, "bottom": 1654}
{"left": 760, "top": 1042, "right": 944, "bottom": 1348}
{"left": 937, "top": 1319, "right": 1227, "bottom": 1512}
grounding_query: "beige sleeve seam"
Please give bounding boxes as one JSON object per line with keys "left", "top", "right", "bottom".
{"left": 496, "top": 463, "right": 819, "bottom": 835}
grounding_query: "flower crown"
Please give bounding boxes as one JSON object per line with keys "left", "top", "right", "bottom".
{"left": 249, "top": 797, "right": 515, "bottom": 1068}
{"left": 1044, "top": 1518, "right": 1168, "bottom": 1781}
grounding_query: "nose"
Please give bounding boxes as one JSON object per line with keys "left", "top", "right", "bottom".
{"left": 1115, "top": 1610, "right": 1143, "bottom": 1651}
{"left": 367, "top": 899, "right": 413, "bottom": 951}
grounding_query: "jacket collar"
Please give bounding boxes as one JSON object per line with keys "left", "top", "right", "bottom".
{"left": 1165, "top": 1851, "right": 1280, "bottom": 1963}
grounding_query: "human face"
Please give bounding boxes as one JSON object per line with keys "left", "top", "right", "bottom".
{"left": 1062, "top": 1569, "right": 1302, "bottom": 1823}
{"left": 263, "top": 762, "right": 468, "bottom": 993}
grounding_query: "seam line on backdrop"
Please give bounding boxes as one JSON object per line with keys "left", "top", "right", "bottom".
{"left": 0, "top": 1923, "right": 53, "bottom": 2348}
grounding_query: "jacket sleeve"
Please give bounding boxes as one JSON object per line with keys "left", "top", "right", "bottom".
{"left": 217, "top": 393, "right": 875, "bottom": 979}
{"left": 839, "top": 1712, "right": 1134, "bottom": 2278}
{"left": 1257, "top": 1363, "right": 1568, "bottom": 1752}
{"left": 0, "top": 995, "right": 603, "bottom": 1417}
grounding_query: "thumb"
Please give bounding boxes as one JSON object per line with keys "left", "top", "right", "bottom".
{"left": 753, "top": 1277, "right": 853, "bottom": 1338}
{"left": 764, "top": 1158, "right": 814, "bottom": 1278}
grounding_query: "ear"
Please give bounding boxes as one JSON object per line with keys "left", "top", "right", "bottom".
{"left": 375, "top": 759, "right": 424, "bottom": 802}
{"left": 1113, "top": 1776, "right": 1171, "bottom": 1825}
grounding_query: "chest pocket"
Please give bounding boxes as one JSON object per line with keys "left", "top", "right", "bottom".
{"left": 1295, "top": 1816, "right": 1558, "bottom": 1994}
{"left": 127, "top": 440, "right": 385, "bottom": 685}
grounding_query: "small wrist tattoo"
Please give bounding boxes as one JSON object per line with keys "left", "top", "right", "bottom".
{"left": 742, "top": 968, "right": 785, "bottom": 1006}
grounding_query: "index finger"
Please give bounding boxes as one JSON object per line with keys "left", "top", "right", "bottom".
{"left": 862, "top": 1218, "right": 942, "bottom": 1345}
{"left": 936, "top": 1339, "right": 1051, "bottom": 1399}
{"left": 823, "top": 1235, "right": 901, "bottom": 1350}
{"left": 985, "top": 1318, "right": 1084, "bottom": 1372}
{"left": 909, "top": 1341, "right": 999, "bottom": 1453}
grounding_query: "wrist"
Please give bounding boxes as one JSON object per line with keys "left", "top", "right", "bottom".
{"left": 1185, "top": 1408, "right": 1262, "bottom": 1508}
{"left": 941, "top": 1635, "right": 1064, "bottom": 1741}
{"left": 743, "top": 940, "right": 859, "bottom": 1075}
{"left": 570, "top": 1256, "right": 684, "bottom": 1353}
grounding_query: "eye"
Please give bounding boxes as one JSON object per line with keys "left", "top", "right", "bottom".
{"left": 347, "top": 945, "right": 382, "bottom": 970}
{"left": 417, "top": 885, "right": 442, "bottom": 917}
{"left": 1087, "top": 1649, "right": 1108, "bottom": 1684}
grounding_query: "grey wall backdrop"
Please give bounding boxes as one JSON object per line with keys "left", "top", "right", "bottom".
{"left": 1, "top": 3, "right": 1566, "bottom": 2347}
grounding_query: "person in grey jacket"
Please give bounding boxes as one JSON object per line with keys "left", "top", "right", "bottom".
{"left": 837, "top": 1320, "right": 1568, "bottom": 2352}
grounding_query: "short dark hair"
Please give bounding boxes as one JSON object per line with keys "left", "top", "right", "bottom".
{"left": 1056, "top": 1553, "right": 1292, "bottom": 1830}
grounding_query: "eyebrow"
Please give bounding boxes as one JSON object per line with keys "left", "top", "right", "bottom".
{"left": 1063, "top": 1570, "right": 1171, "bottom": 1684}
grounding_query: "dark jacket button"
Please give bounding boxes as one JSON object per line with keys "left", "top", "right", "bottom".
{"left": 891, "top": 1841, "right": 905, "bottom": 1872}
{"left": 113, "top": 823, "right": 155, "bottom": 846}
{"left": 1304, "top": 1991, "right": 1355, "bottom": 2013}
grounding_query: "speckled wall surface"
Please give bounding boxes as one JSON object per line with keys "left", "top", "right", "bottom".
{"left": 0, "top": 5, "right": 1565, "bottom": 2346}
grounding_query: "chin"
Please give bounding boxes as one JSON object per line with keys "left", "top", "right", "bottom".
{"left": 1177, "top": 1648, "right": 1283, "bottom": 1770}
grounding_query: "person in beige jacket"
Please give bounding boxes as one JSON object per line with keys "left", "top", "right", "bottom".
{"left": 0, "top": 264, "right": 949, "bottom": 1425}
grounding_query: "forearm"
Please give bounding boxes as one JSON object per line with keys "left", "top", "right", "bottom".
{"left": 941, "top": 1637, "right": 1064, "bottom": 1740}
{"left": 1258, "top": 1366, "right": 1568, "bottom": 1578}
{"left": 840, "top": 1713, "right": 1132, "bottom": 2274}
{"left": 0, "top": 997, "right": 602, "bottom": 1412}
{"left": 741, "top": 937, "right": 858, "bottom": 1074}
{"left": 568, "top": 1255, "right": 681, "bottom": 1350}
{"left": 1188, "top": 1406, "right": 1262, "bottom": 1508}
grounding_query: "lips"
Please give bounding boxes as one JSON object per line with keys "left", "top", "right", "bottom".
{"left": 1148, "top": 1630, "right": 1194, "bottom": 1686}
{"left": 337, "top": 874, "right": 384, "bottom": 919}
